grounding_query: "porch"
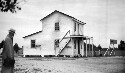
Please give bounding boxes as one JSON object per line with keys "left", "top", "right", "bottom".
{"left": 65, "top": 35, "right": 94, "bottom": 57}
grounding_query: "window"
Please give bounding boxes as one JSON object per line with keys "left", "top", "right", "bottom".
{"left": 74, "top": 23, "right": 76, "bottom": 32}
{"left": 74, "top": 40, "right": 76, "bottom": 49}
{"left": 31, "top": 40, "right": 35, "bottom": 48}
{"left": 55, "top": 39, "right": 59, "bottom": 47}
{"left": 55, "top": 22, "right": 60, "bottom": 30}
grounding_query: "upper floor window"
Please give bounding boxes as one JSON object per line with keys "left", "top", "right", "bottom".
{"left": 31, "top": 40, "right": 35, "bottom": 48}
{"left": 55, "top": 22, "right": 60, "bottom": 31}
{"left": 74, "top": 23, "right": 76, "bottom": 32}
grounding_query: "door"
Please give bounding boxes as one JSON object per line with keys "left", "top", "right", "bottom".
{"left": 54, "top": 39, "right": 59, "bottom": 56}
{"left": 78, "top": 40, "right": 80, "bottom": 54}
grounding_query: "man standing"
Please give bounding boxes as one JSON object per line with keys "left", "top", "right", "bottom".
{"left": 1, "top": 28, "right": 16, "bottom": 73}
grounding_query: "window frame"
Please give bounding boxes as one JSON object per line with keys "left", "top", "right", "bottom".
{"left": 74, "top": 23, "right": 76, "bottom": 32}
{"left": 31, "top": 40, "right": 36, "bottom": 48}
{"left": 55, "top": 39, "right": 59, "bottom": 47}
{"left": 55, "top": 22, "right": 60, "bottom": 31}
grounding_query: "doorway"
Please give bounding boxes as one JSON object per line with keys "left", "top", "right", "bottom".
{"left": 78, "top": 40, "right": 80, "bottom": 54}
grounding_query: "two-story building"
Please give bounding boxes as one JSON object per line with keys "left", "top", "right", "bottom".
{"left": 23, "top": 10, "right": 93, "bottom": 57}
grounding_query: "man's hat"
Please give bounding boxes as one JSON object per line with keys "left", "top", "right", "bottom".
{"left": 9, "top": 28, "right": 16, "bottom": 34}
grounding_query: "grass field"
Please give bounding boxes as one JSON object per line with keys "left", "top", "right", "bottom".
{"left": 0, "top": 56, "right": 125, "bottom": 73}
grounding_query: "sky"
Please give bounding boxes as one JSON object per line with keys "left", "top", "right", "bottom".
{"left": 0, "top": 0, "right": 125, "bottom": 48}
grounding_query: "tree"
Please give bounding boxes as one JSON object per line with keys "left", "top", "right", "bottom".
{"left": 13, "top": 43, "right": 20, "bottom": 53}
{"left": 0, "top": 40, "right": 4, "bottom": 49}
{"left": 98, "top": 44, "right": 102, "bottom": 50}
{"left": 118, "top": 40, "right": 125, "bottom": 50}
{"left": 98, "top": 44, "right": 102, "bottom": 56}
{"left": 0, "top": 0, "right": 25, "bottom": 13}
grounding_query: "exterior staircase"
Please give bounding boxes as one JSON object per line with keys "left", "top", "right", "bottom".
{"left": 104, "top": 48, "right": 115, "bottom": 56}
{"left": 104, "top": 48, "right": 110, "bottom": 56}
{"left": 109, "top": 49, "right": 115, "bottom": 56}
{"left": 57, "top": 30, "right": 71, "bottom": 56}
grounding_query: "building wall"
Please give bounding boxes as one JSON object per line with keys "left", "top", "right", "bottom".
{"left": 73, "top": 22, "right": 84, "bottom": 35}
{"left": 60, "top": 39, "right": 73, "bottom": 56}
{"left": 23, "top": 32, "right": 55, "bottom": 56}
{"left": 42, "top": 12, "right": 75, "bottom": 56}
{"left": 79, "top": 24, "right": 84, "bottom": 35}
{"left": 42, "top": 12, "right": 74, "bottom": 38}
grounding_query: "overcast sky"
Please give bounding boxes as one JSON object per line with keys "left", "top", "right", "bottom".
{"left": 0, "top": 0, "right": 125, "bottom": 48}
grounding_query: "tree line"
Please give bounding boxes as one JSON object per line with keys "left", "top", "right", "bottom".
{"left": 118, "top": 40, "right": 125, "bottom": 50}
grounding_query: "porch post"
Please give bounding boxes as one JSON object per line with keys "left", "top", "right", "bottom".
{"left": 89, "top": 38, "right": 90, "bottom": 56}
{"left": 92, "top": 37, "right": 93, "bottom": 57}
{"left": 86, "top": 37, "right": 87, "bottom": 57}
{"left": 82, "top": 38, "right": 84, "bottom": 57}
{"left": 55, "top": 48, "right": 56, "bottom": 56}
{"left": 76, "top": 23, "right": 79, "bottom": 35}
{"left": 112, "top": 43, "right": 115, "bottom": 56}
{"left": 72, "top": 38, "right": 74, "bottom": 57}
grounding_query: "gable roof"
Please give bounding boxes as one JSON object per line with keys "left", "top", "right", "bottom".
{"left": 23, "top": 30, "right": 42, "bottom": 38}
{"left": 40, "top": 10, "right": 86, "bottom": 25}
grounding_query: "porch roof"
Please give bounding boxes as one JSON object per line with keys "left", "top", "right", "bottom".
{"left": 64, "top": 35, "right": 93, "bottom": 40}
{"left": 64, "top": 35, "right": 86, "bottom": 40}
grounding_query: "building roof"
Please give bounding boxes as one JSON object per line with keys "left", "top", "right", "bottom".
{"left": 23, "top": 30, "right": 42, "bottom": 38}
{"left": 40, "top": 10, "right": 86, "bottom": 25}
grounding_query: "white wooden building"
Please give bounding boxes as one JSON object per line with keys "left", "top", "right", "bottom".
{"left": 23, "top": 10, "right": 93, "bottom": 57}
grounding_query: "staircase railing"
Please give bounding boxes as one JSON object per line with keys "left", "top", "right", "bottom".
{"left": 104, "top": 48, "right": 115, "bottom": 56}
{"left": 59, "top": 30, "right": 70, "bottom": 43}
{"left": 58, "top": 39, "right": 71, "bottom": 56}
{"left": 104, "top": 48, "right": 109, "bottom": 56}
{"left": 109, "top": 49, "right": 114, "bottom": 56}
{"left": 57, "top": 30, "right": 70, "bottom": 56}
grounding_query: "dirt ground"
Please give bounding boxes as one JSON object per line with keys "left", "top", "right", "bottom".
{"left": 0, "top": 56, "right": 125, "bottom": 73}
